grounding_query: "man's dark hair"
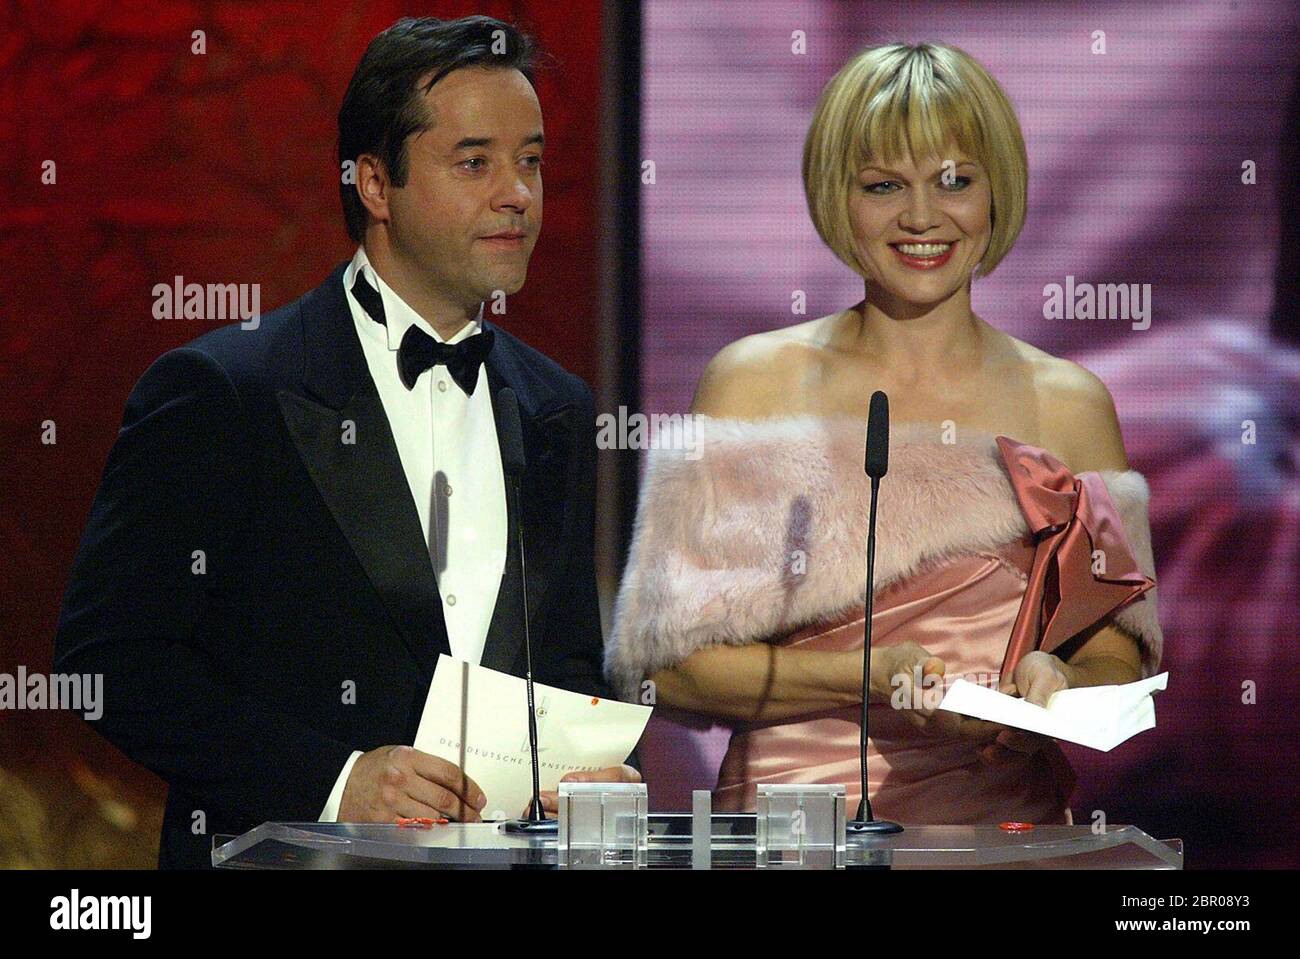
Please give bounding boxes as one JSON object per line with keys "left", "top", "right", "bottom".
{"left": 337, "top": 16, "right": 539, "bottom": 242}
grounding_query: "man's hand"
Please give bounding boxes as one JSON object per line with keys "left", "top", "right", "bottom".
{"left": 525, "top": 764, "right": 642, "bottom": 817}
{"left": 338, "top": 745, "right": 488, "bottom": 823}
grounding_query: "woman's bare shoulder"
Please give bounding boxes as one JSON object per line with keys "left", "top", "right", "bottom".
{"left": 689, "top": 317, "right": 837, "bottom": 418}
{"left": 999, "top": 332, "right": 1130, "bottom": 471}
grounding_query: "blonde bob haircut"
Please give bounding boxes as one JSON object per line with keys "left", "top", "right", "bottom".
{"left": 802, "top": 41, "right": 1028, "bottom": 280}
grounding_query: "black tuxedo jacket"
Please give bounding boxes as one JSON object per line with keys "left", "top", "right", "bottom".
{"left": 54, "top": 262, "right": 615, "bottom": 869}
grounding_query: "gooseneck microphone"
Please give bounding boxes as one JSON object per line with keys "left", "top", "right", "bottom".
{"left": 496, "top": 388, "right": 557, "bottom": 834}
{"left": 848, "top": 390, "right": 904, "bottom": 835}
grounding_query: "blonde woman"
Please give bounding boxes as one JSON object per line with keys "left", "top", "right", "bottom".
{"left": 606, "top": 42, "right": 1163, "bottom": 824}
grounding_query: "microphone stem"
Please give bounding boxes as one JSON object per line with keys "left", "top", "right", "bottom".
{"left": 858, "top": 476, "right": 880, "bottom": 823}
{"left": 515, "top": 479, "right": 544, "bottom": 822}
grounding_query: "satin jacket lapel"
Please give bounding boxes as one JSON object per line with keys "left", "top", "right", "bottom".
{"left": 276, "top": 263, "right": 449, "bottom": 678}
{"left": 478, "top": 321, "right": 575, "bottom": 675}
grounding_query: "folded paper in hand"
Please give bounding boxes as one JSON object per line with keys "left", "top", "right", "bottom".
{"left": 413, "top": 655, "right": 653, "bottom": 820}
{"left": 937, "top": 672, "right": 1168, "bottom": 751}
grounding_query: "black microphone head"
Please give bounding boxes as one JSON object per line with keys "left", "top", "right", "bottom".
{"left": 865, "top": 390, "right": 889, "bottom": 478}
{"left": 495, "top": 387, "right": 526, "bottom": 477}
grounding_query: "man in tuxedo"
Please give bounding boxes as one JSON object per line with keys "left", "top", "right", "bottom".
{"left": 54, "top": 15, "right": 638, "bottom": 869}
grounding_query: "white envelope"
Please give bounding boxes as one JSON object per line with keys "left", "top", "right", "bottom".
{"left": 413, "top": 655, "right": 653, "bottom": 820}
{"left": 937, "top": 672, "right": 1169, "bottom": 751}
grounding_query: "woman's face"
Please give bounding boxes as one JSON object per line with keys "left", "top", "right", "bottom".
{"left": 847, "top": 146, "right": 992, "bottom": 308}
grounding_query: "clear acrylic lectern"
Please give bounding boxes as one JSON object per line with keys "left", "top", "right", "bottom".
{"left": 212, "top": 817, "right": 1183, "bottom": 870}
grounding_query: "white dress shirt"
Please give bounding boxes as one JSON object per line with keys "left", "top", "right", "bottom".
{"left": 319, "top": 246, "right": 508, "bottom": 821}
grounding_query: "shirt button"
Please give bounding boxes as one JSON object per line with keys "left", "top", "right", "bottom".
{"left": 443, "top": 483, "right": 453, "bottom": 496}
{"left": 446, "top": 594, "right": 457, "bottom": 606}
{"left": 437, "top": 380, "right": 448, "bottom": 392}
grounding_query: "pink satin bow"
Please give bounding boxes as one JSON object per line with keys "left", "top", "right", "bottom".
{"left": 996, "top": 436, "right": 1156, "bottom": 680}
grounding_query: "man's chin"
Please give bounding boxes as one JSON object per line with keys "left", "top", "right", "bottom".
{"left": 478, "top": 270, "right": 528, "bottom": 301}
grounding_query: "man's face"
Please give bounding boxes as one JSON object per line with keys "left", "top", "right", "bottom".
{"left": 847, "top": 145, "right": 992, "bottom": 308}
{"left": 385, "top": 66, "right": 543, "bottom": 307}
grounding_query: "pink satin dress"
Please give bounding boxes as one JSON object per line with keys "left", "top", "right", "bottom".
{"left": 713, "top": 437, "right": 1154, "bottom": 825}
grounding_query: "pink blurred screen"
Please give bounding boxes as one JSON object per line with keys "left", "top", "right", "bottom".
{"left": 636, "top": 0, "right": 1300, "bottom": 867}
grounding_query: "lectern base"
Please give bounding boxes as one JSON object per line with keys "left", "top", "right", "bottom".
{"left": 502, "top": 817, "right": 558, "bottom": 834}
{"left": 847, "top": 818, "right": 904, "bottom": 834}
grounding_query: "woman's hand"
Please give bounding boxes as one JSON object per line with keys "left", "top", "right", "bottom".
{"left": 878, "top": 644, "right": 1069, "bottom": 763}
{"left": 877, "top": 645, "right": 1012, "bottom": 748}
{"left": 1007, "top": 650, "right": 1072, "bottom": 708}
{"left": 874, "top": 641, "right": 945, "bottom": 721}
{"left": 972, "top": 651, "right": 1071, "bottom": 764}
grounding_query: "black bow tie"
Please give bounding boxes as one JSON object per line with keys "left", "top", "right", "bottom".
{"left": 397, "top": 324, "right": 494, "bottom": 395}
{"left": 351, "top": 272, "right": 493, "bottom": 396}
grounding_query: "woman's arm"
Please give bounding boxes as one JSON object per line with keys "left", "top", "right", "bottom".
{"left": 656, "top": 336, "right": 873, "bottom": 721}
{"left": 1040, "top": 361, "right": 1149, "bottom": 690}
{"left": 649, "top": 643, "right": 893, "bottom": 722}
{"left": 1060, "top": 624, "right": 1144, "bottom": 687}
{"left": 649, "top": 640, "right": 949, "bottom": 722}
